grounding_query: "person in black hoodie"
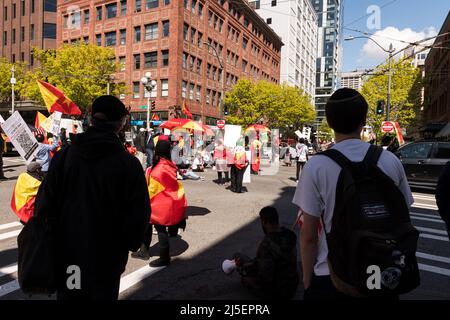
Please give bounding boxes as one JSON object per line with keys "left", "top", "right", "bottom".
{"left": 436, "top": 162, "right": 450, "bottom": 239}
{"left": 34, "top": 95, "right": 150, "bottom": 300}
{"left": 233, "top": 207, "right": 299, "bottom": 300}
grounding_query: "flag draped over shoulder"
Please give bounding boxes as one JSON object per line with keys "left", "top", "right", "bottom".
{"left": 182, "top": 100, "right": 193, "bottom": 119}
{"left": 147, "top": 158, "right": 187, "bottom": 226}
{"left": 10, "top": 173, "right": 42, "bottom": 223}
{"left": 36, "top": 80, "right": 81, "bottom": 115}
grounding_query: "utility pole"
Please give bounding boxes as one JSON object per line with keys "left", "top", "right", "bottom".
{"left": 10, "top": 65, "right": 16, "bottom": 114}
{"left": 141, "top": 72, "right": 157, "bottom": 131}
{"left": 386, "top": 43, "right": 394, "bottom": 122}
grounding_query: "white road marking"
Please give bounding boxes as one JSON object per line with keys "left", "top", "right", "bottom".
{"left": 119, "top": 265, "right": 166, "bottom": 295}
{"left": 0, "top": 222, "right": 21, "bottom": 231}
{"left": 413, "top": 194, "right": 436, "bottom": 201}
{"left": 411, "top": 215, "right": 445, "bottom": 224}
{"left": 417, "top": 252, "right": 450, "bottom": 264}
{"left": 418, "top": 264, "right": 450, "bottom": 277}
{"left": 0, "top": 263, "right": 18, "bottom": 278}
{"left": 420, "top": 233, "right": 449, "bottom": 242}
{"left": 0, "top": 229, "right": 21, "bottom": 241}
{"left": 416, "top": 226, "right": 448, "bottom": 236}
{"left": 0, "top": 280, "right": 20, "bottom": 298}
{"left": 412, "top": 203, "right": 439, "bottom": 210}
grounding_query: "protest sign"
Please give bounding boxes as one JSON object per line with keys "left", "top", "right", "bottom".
{"left": 50, "top": 111, "right": 62, "bottom": 135}
{"left": 224, "top": 125, "right": 241, "bottom": 148}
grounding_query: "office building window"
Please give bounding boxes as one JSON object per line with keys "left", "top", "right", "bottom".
{"left": 198, "top": 3, "right": 203, "bottom": 17}
{"left": 21, "top": 0, "right": 25, "bottom": 16}
{"left": 182, "top": 81, "right": 187, "bottom": 98}
{"left": 182, "top": 52, "right": 188, "bottom": 68}
{"left": 197, "top": 32, "right": 202, "bottom": 47}
{"left": 121, "top": 0, "right": 127, "bottom": 16}
{"left": 106, "top": 3, "right": 117, "bottom": 18}
{"left": 134, "top": 26, "right": 141, "bottom": 42}
{"left": 196, "top": 85, "right": 201, "bottom": 102}
{"left": 206, "top": 89, "right": 210, "bottom": 104}
{"left": 120, "top": 29, "right": 126, "bottom": 45}
{"left": 133, "top": 82, "right": 140, "bottom": 98}
{"left": 44, "top": 0, "right": 56, "bottom": 12}
{"left": 43, "top": 23, "right": 56, "bottom": 39}
{"left": 196, "top": 58, "right": 202, "bottom": 74}
{"left": 271, "top": 0, "right": 276, "bottom": 6}
{"left": 242, "top": 37, "right": 248, "bottom": 49}
{"left": 105, "top": 31, "right": 116, "bottom": 46}
{"left": 144, "top": 23, "right": 158, "bottom": 40}
{"left": 135, "top": 0, "right": 142, "bottom": 12}
{"left": 161, "top": 80, "right": 168, "bottom": 97}
{"left": 4, "top": 6, "right": 7, "bottom": 21}
{"left": 189, "top": 56, "right": 195, "bottom": 71}
{"left": 161, "top": 50, "right": 169, "bottom": 67}
{"left": 96, "top": 6, "right": 102, "bottom": 20}
{"left": 3, "top": 31, "right": 7, "bottom": 46}
{"left": 13, "top": 4, "right": 16, "bottom": 19}
{"left": 30, "top": 24, "right": 34, "bottom": 40}
{"left": 190, "top": 28, "right": 196, "bottom": 44}
{"left": 21, "top": 52, "right": 24, "bottom": 61}
{"left": 189, "top": 83, "right": 194, "bottom": 100}
{"left": 184, "top": 0, "right": 188, "bottom": 9}
{"left": 144, "top": 51, "right": 157, "bottom": 68}
{"left": 164, "top": 0, "right": 170, "bottom": 5}
{"left": 20, "top": 26, "right": 25, "bottom": 42}
{"left": 191, "top": 0, "right": 196, "bottom": 14}
{"left": 266, "top": 18, "right": 272, "bottom": 24}
{"left": 84, "top": 9, "right": 90, "bottom": 24}
{"left": 162, "top": 20, "right": 169, "bottom": 37}
{"left": 146, "top": 0, "right": 159, "bottom": 9}
{"left": 119, "top": 56, "right": 126, "bottom": 71}
{"left": 31, "top": 0, "right": 35, "bottom": 13}
{"left": 30, "top": 52, "right": 34, "bottom": 66}
{"left": 96, "top": 34, "right": 102, "bottom": 46}
{"left": 83, "top": 36, "right": 89, "bottom": 44}
{"left": 134, "top": 54, "right": 141, "bottom": 69}
{"left": 183, "top": 24, "right": 189, "bottom": 41}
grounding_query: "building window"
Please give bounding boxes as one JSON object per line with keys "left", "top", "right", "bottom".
{"left": 164, "top": 0, "right": 170, "bottom": 5}
{"left": 13, "top": 4, "right": 16, "bottom": 19}
{"left": 243, "top": 17, "right": 249, "bottom": 27}
{"left": 96, "top": 34, "right": 102, "bottom": 46}
{"left": 242, "top": 60, "right": 247, "bottom": 72}
{"left": 105, "top": 31, "right": 116, "bottom": 46}
{"left": 206, "top": 89, "right": 210, "bottom": 104}
{"left": 191, "top": 0, "right": 196, "bottom": 14}
{"left": 133, "top": 82, "right": 140, "bottom": 98}
{"left": 31, "top": 0, "right": 35, "bottom": 13}
{"left": 83, "top": 36, "right": 89, "bottom": 44}
{"left": 30, "top": 24, "right": 34, "bottom": 40}
{"left": 4, "top": 6, "right": 7, "bottom": 21}
{"left": 184, "top": 0, "right": 188, "bottom": 9}
{"left": 83, "top": 10, "right": 89, "bottom": 24}
{"left": 254, "top": 0, "right": 260, "bottom": 9}
{"left": 266, "top": 18, "right": 272, "bottom": 24}
{"left": 134, "top": 26, "right": 141, "bottom": 42}
{"left": 120, "top": 29, "right": 126, "bottom": 45}
{"left": 43, "top": 23, "right": 56, "bottom": 39}
{"left": 182, "top": 52, "right": 188, "bottom": 68}
{"left": 119, "top": 56, "right": 126, "bottom": 71}
{"left": 144, "top": 51, "right": 157, "bottom": 68}
{"left": 182, "top": 81, "right": 187, "bottom": 98}
{"left": 161, "top": 50, "right": 169, "bottom": 66}
{"left": 190, "top": 28, "right": 196, "bottom": 44}
{"left": 121, "top": 0, "right": 127, "bottom": 16}
{"left": 30, "top": 52, "right": 34, "bottom": 66}
{"left": 144, "top": 23, "right": 158, "bottom": 40}
{"left": 21, "top": 0, "right": 25, "bottom": 16}
{"left": 21, "top": 52, "right": 24, "bottom": 61}
{"left": 96, "top": 6, "right": 102, "bottom": 20}
{"left": 12, "top": 54, "right": 15, "bottom": 63}
{"left": 44, "top": 0, "right": 56, "bottom": 12}
{"left": 20, "top": 26, "right": 25, "bottom": 42}
{"left": 183, "top": 24, "right": 189, "bottom": 41}
{"left": 197, "top": 32, "right": 202, "bottom": 47}
{"left": 271, "top": 0, "right": 276, "bottom": 6}
{"left": 196, "top": 85, "right": 201, "bottom": 102}
{"left": 162, "top": 21, "right": 169, "bottom": 37}
{"left": 72, "top": 11, "right": 81, "bottom": 27}
{"left": 135, "top": 0, "right": 142, "bottom": 12}
{"left": 242, "top": 37, "right": 248, "bottom": 49}
{"left": 189, "top": 56, "right": 195, "bottom": 71}
{"left": 106, "top": 3, "right": 117, "bottom": 18}
{"left": 146, "top": 0, "right": 159, "bottom": 9}
{"left": 134, "top": 54, "right": 141, "bottom": 69}
{"left": 12, "top": 28, "right": 15, "bottom": 43}
{"left": 161, "top": 79, "right": 168, "bottom": 97}
{"left": 196, "top": 58, "right": 202, "bottom": 74}
{"left": 3, "top": 31, "right": 7, "bottom": 46}
{"left": 189, "top": 83, "right": 194, "bottom": 100}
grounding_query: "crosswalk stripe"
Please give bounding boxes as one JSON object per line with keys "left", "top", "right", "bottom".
{"left": 413, "top": 194, "right": 436, "bottom": 201}
{"left": 0, "top": 263, "right": 18, "bottom": 278}
{"left": 119, "top": 265, "right": 166, "bottom": 295}
{"left": 0, "top": 230, "right": 21, "bottom": 241}
{"left": 412, "top": 203, "right": 439, "bottom": 210}
{"left": 0, "top": 280, "right": 20, "bottom": 298}
{"left": 420, "top": 233, "right": 449, "bottom": 242}
{"left": 417, "top": 252, "right": 450, "bottom": 264}
{"left": 416, "top": 226, "right": 448, "bottom": 236}
{"left": 0, "top": 222, "right": 21, "bottom": 231}
{"left": 411, "top": 215, "right": 445, "bottom": 224}
{"left": 418, "top": 263, "right": 450, "bottom": 277}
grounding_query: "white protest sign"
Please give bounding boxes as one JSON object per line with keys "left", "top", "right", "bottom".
{"left": 2, "top": 111, "right": 39, "bottom": 164}
{"left": 295, "top": 130, "right": 303, "bottom": 139}
{"left": 39, "top": 113, "right": 54, "bottom": 133}
{"left": 243, "top": 150, "right": 251, "bottom": 184}
{"left": 0, "top": 114, "right": 5, "bottom": 125}
{"left": 224, "top": 125, "right": 241, "bottom": 148}
{"left": 50, "top": 111, "right": 62, "bottom": 135}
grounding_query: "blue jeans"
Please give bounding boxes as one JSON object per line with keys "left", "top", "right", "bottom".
{"left": 184, "top": 171, "right": 200, "bottom": 180}
{"left": 146, "top": 149, "right": 153, "bottom": 167}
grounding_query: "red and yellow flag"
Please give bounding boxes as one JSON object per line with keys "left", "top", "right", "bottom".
{"left": 10, "top": 173, "right": 42, "bottom": 223}
{"left": 36, "top": 80, "right": 81, "bottom": 115}
{"left": 151, "top": 113, "right": 160, "bottom": 121}
{"left": 182, "top": 100, "right": 193, "bottom": 120}
{"left": 34, "top": 111, "right": 47, "bottom": 129}
{"left": 147, "top": 158, "right": 187, "bottom": 226}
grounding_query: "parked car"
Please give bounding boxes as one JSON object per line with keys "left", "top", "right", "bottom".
{"left": 395, "top": 141, "right": 450, "bottom": 189}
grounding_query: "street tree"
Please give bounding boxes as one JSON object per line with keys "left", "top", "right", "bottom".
{"left": 360, "top": 58, "right": 422, "bottom": 137}
{"left": 0, "top": 57, "right": 26, "bottom": 104}
{"left": 21, "top": 43, "right": 126, "bottom": 113}
{"left": 317, "top": 118, "right": 334, "bottom": 142}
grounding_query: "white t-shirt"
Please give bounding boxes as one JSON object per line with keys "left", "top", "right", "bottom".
{"left": 296, "top": 143, "right": 308, "bottom": 162}
{"left": 292, "top": 139, "right": 414, "bottom": 276}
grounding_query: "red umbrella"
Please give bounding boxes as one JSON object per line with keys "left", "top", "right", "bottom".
{"left": 244, "top": 124, "right": 271, "bottom": 133}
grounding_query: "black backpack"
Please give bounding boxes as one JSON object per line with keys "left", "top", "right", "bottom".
{"left": 321, "top": 145, "right": 420, "bottom": 297}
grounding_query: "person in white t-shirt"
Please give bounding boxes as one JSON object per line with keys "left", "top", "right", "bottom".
{"left": 295, "top": 138, "right": 309, "bottom": 182}
{"left": 292, "top": 88, "right": 413, "bottom": 300}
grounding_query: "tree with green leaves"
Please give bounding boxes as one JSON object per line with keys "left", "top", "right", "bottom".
{"left": 317, "top": 118, "right": 333, "bottom": 142}
{"left": 360, "top": 58, "right": 422, "bottom": 137}
{"left": 224, "top": 79, "right": 315, "bottom": 131}
{"left": 21, "top": 43, "right": 126, "bottom": 112}
{"left": 0, "top": 57, "right": 27, "bottom": 104}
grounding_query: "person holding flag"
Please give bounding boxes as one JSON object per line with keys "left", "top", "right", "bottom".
{"left": 10, "top": 162, "right": 44, "bottom": 224}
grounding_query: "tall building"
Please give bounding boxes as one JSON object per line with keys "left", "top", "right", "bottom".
{"left": 0, "top": 0, "right": 57, "bottom": 66}
{"left": 57, "top": 0, "right": 283, "bottom": 125}
{"left": 340, "top": 69, "right": 364, "bottom": 91}
{"left": 311, "top": 0, "right": 344, "bottom": 127}
{"left": 251, "top": 0, "right": 317, "bottom": 100}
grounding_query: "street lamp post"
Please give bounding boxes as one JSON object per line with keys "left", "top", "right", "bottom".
{"left": 10, "top": 66, "right": 16, "bottom": 114}
{"left": 204, "top": 42, "right": 225, "bottom": 118}
{"left": 140, "top": 72, "right": 157, "bottom": 131}
{"left": 344, "top": 36, "right": 395, "bottom": 121}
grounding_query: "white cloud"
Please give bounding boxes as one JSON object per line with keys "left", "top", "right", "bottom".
{"left": 358, "top": 26, "right": 438, "bottom": 64}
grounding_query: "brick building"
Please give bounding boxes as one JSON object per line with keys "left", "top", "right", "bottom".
{"left": 57, "top": 0, "right": 282, "bottom": 125}
{"left": 0, "top": 0, "right": 57, "bottom": 65}
{"left": 424, "top": 11, "right": 450, "bottom": 124}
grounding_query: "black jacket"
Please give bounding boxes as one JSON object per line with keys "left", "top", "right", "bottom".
{"left": 436, "top": 161, "right": 450, "bottom": 229}
{"left": 34, "top": 126, "right": 150, "bottom": 299}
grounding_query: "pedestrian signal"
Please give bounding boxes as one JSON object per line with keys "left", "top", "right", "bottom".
{"left": 376, "top": 100, "right": 385, "bottom": 115}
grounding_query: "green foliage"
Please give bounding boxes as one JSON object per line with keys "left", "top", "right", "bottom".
{"left": 0, "top": 57, "right": 27, "bottom": 103}
{"left": 224, "top": 79, "right": 315, "bottom": 130}
{"left": 360, "top": 58, "right": 422, "bottom": 136}
{"left": 317, "top": 118, "right": 333, "bottom": 141}
{"left": 21, "top": 43, "right": 126, "bottom": 112}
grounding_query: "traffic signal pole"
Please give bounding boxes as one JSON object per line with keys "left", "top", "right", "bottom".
{"left": 386, "top": 44, "right": 394, "bottom": 122}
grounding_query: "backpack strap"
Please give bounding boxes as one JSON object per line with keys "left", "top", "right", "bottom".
{"left": 363, "top": 145, "right": 383, "bottom": 167}
{"left": 319, "top": 149, "right": 351, "bottom": 170}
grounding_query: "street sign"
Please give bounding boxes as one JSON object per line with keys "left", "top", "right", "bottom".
{"left": 217, "top": 120, "right": 225, "bottom": 129}
{"left": 381, "top": 121, "right": 395, "bottom": 133}
{"left": 138, "top": 105, "right": 148, "bottom": 109}
{"left": 151, "top": 120, "right": 162, "bottom": 126}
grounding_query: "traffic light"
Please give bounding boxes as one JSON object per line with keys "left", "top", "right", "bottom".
{"left": 151, "top": 100, "right": 156, "bottom": 110}
{"left": 224, "top": 105, "right": 229, "bottom": 116}
{"left": 376, "top": 100, "right": 385, "bottom": 115}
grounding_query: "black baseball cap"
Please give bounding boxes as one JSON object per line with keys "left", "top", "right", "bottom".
{"left": 92, "top": 95, "right": 129, "bottom": 122}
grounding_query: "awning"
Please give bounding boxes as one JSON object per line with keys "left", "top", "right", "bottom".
{"left": 436, "top": 122, "right": 450, "bottom": 138}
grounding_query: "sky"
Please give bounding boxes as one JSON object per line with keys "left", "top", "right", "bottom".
{"left": 342, "top": 0, "right": 450, "bottom": 72}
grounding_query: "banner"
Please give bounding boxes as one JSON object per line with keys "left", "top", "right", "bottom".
{"left": 224, "top": 125, "right": 241, "bottom": 148}
{"left": 2, "top": 112, "right": 39, "bottom": 164}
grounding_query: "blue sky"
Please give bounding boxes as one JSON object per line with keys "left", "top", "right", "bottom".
{"left": 342, "top": 0, "right": 450, "bottom": 71}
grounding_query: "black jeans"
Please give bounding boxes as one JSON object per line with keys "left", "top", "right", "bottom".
{"left": 296, "top": 161, "right": 306, "bottom": 181}
{"left": 231, "top": 165, "right": 247, "bottom": 193}
{"left": 0, "top": 151, "right": 4, "bottom": 178}
{"left": 217, "top": 171, "right": 229, "bottom": 183}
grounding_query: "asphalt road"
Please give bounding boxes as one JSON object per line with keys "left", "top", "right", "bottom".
{"left": 0, "top": 156, "right": 449, "bottom": 300}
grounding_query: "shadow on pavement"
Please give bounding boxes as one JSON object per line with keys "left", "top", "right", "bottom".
{"left": 186, "top": 206, "right": 211, "bottom": 217}
{"left": 148, "top": 237, "right": 189, "bottom": 258}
